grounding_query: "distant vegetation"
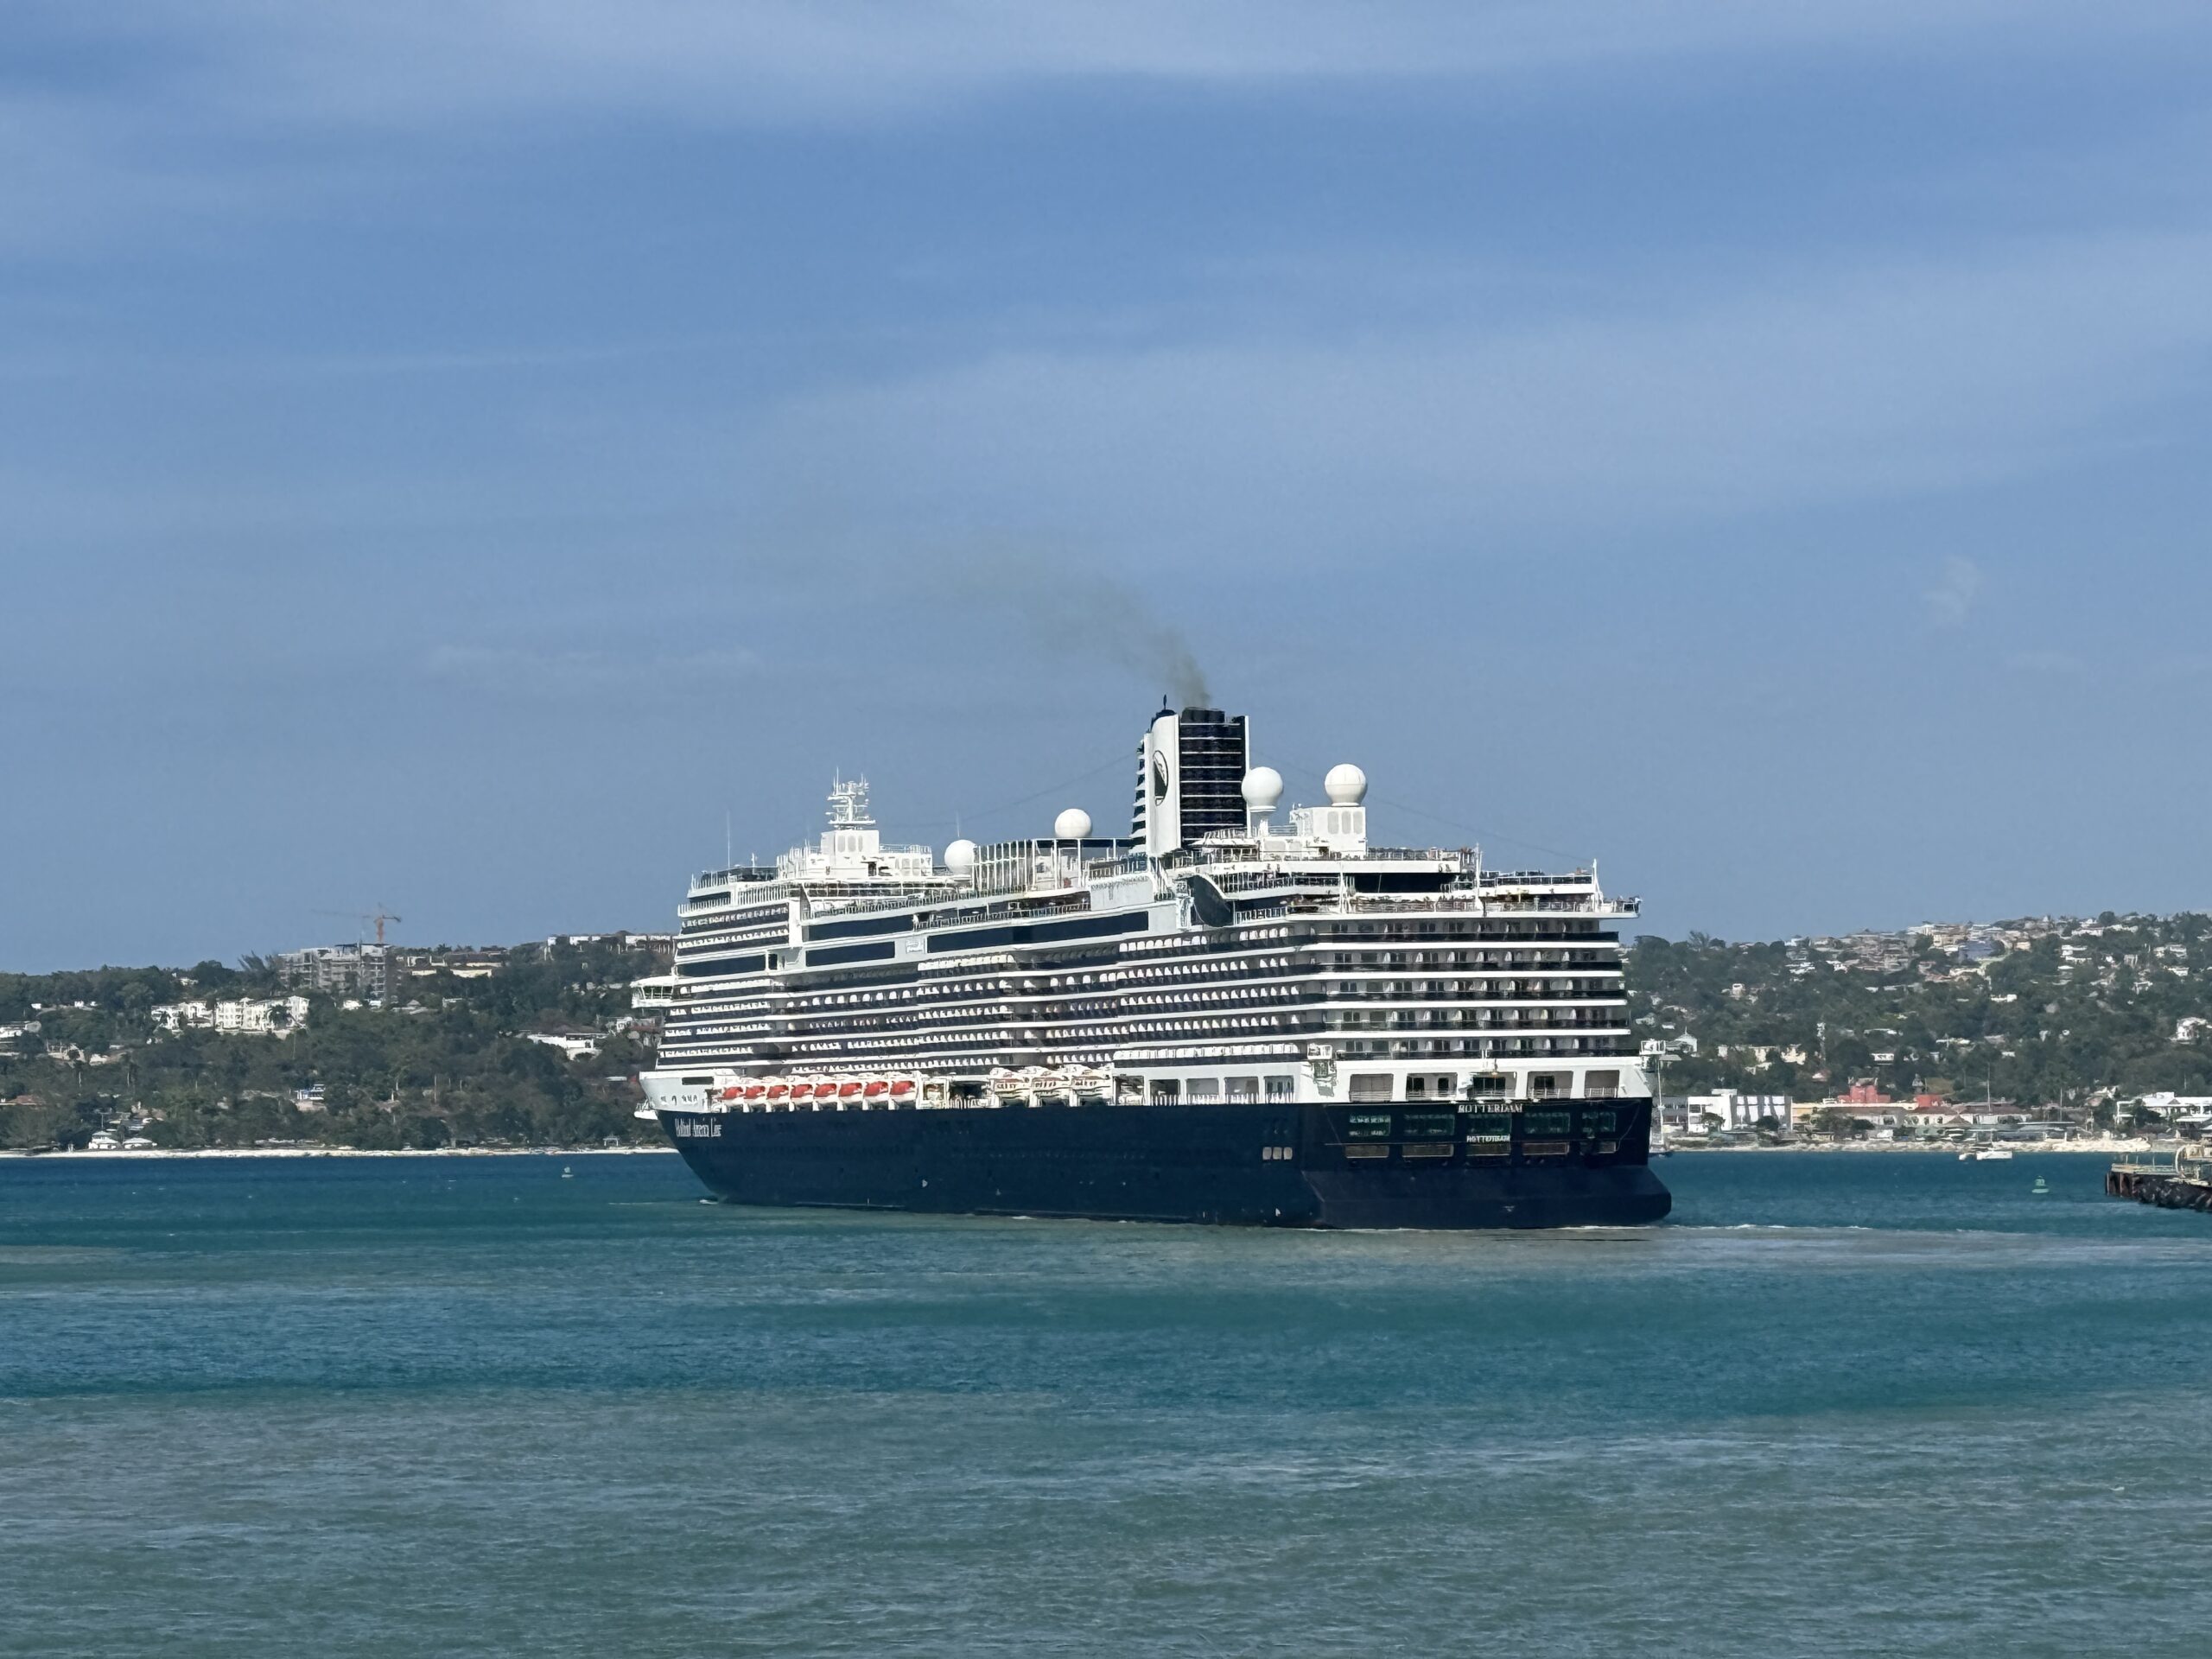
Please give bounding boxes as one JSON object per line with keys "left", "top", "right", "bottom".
{"left": 1634, "top": 912, "right": 2212, "bottom": 1120}
{"left": 9, "top": 913, "right": 2211, "bottom": 1152}
{"left": 0, "top": 939, "right": 664, "bottom": 1152}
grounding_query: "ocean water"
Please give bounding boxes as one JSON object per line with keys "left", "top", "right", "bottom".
{"left": 2, "top": 1152, "right": 2207, "bottom": 1657}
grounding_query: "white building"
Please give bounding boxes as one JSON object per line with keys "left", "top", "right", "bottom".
{"left": 1681, "top": 1090, "right": 1793, "bottom": 1132}
{"left": 213, "top": 996, "right": 309, "bottom": 1033}
{"left": 2139, "top": 1091, "right": 2212, "bottom": 1119}
{"left": 153, "top": 996, "right": 308, "bottom": 1036}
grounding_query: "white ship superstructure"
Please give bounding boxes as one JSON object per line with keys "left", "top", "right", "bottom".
{"left": 638, "top": 706, "right": 1644, "bottom": 1120}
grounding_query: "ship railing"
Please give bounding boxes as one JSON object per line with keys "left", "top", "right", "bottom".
{"left": 1085, "top": 851, "right": 1154, "bottom": 878}
{"left": 690, "top": 864, "right": 781, "bottom": 890}
{"left": 1332, "top": 893, "right": 1631, "bottom": 916}
{"left": 1210, "top": 869, "right": 1351, "bottom": 893}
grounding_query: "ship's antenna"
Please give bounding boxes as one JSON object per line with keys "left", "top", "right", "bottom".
{"left": 726, "top": 811, "right": 733, "bottom": 870}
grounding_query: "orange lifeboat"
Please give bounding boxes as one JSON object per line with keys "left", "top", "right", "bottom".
{"left": 790, "top": 1083, "right": 815, "bottom": 1101}
{"left": 889, "top": 1078, "right": 915, "bottom": 1098}
{"left": 863, "top": 1080, "right": 888, "bottom": 1098}
{"left": 766, "top": 1083, "right": 791, "bottom": 1102}
{"left": 837, "top": 1080, "right": 862, "bottom": 1099}
{"left": 718, "top": 1086, "right": 741, "bottom": 1102}
{"left": 743, "top": 1084, "right": 766, "bottom": 1100}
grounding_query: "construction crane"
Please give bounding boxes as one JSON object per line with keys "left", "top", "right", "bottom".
{"left": 314, "top": 906, "right": 404, "bottom": 944}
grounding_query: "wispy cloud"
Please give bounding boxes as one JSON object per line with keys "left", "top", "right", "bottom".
{"left": 1925, "top": 556, "right": 1986, "bottom": 627}
{"left": 29, "top": 2, "right": 2197, "bottom": 131}
{"left": 747, "top": 232, "right": 2212, "bottom": 560}
{"left": 9, "top": 3, "right": 2209, "bottom": 264}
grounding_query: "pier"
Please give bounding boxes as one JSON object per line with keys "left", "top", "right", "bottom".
{"left": 2107, "top": 1147, "right": 2212, "bottom": 1212}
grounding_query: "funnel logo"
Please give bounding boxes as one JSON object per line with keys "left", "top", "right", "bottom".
{"left": 1151, "top": 748, "right": 1170, "bottom": 803}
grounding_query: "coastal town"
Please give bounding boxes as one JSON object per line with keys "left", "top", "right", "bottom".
{"left": 0, "top": 932, "right": 674, "bottom": 1153}
{"left": 3, "top": 911, "right": 2210, "bottom": 1156}
{"left": 1641, "top": 912, "right": 2212, "bottom": 1147}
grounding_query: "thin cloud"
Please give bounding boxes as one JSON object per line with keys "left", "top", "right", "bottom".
{"left": 1926, "top": 557, "right": 1986, "bottom": 628}
{"left": 749, "top": 232, "right": 2212, "bottom": 559}
{"left": 18, "top": 2, "right": 2210, "bottom": 130}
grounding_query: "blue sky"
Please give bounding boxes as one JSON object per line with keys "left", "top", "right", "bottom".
{"left": 6, "top": 3, "right": 2212, "bottom": 969}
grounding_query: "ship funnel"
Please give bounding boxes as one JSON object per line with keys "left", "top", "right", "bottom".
{"left": 1133, "top": 706, "right": 1249, "bottom": 857}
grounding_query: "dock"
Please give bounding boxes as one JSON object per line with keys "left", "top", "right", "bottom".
{"left": 2107, "top": 1147, "right": 2212, "bottom": 1212}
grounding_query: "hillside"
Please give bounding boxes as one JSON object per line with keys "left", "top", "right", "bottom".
{"left": 8, "top": 912, "right": 2212, "bottom": 1152}
{"left": 1632, "top": 912, "right": 2212, "bottom": 1122}
{"left": 0, "top": 939, "right": 664, "bottom": 1152}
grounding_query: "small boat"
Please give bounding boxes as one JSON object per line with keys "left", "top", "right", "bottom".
{"left": 1974, "top": 1146, "right": 2014, "bottom": 1161}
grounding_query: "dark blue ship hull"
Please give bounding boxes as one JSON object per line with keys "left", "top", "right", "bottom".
{"left": 660, "top": 1098, "right": 1670, "bottom": 1229}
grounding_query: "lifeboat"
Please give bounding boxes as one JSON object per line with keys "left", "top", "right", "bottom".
{"left": 862, "top": 1079, "right": 888, "bottom": 1098}
{"left": 888, "top": 1078, "right": 915, "bottom": 1098}
{"left": 837, "top": 1080, "right": 862, "bottom": 1098}
{"left": 766, "top": 1081, "right": 791, "bottom": 1102}
{"left": 718, "top": 1085, "right": 742, "bottom": 1102}
{"left": 743, "top": 1084, "right": 766, "bottom": 1101}
{"left": 790, "top": 1082, "right": 815, "bottom": 1101}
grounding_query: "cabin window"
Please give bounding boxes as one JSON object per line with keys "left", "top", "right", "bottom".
{"left": 1522, "top": 1111, "right": 1573, "bottom": 1137}
{"left": 1402, "top": 1111, "right": 1456, "bottom": 1140}
{"left": 1465, "top": 1114, "right": 1515, "bottom": 1140}
{"left": 1530, "top": 1072, "right": 1568, "bottom": 1099}
{"left": 1584, "top": 1070, "right": 1622, "bottom": 1099}
{"left": 1265, "top": 1076, "right": 1294, "bottom": 1100}
{"left": 1226, "top": 1075, "right": 1261, "bottom": 1103}
{"left": 1185, "top": 1078, "right": 1220, "bottom": 1099}
{"left": 1581, "top": 1110, "right": 1618, "bottom": 1135}
{"left": 1467, "top": 1073, "right": 1509, "bottom": 1096}
{"left": 1149, "top": 1080, "right": 1181, "bottom": 1102}
{"left": 1347, "top": 1112, "right": 1393, "bottom": 1141}
{"left": 1349, "top": 1073, "right": 1394, "bottom": 1103}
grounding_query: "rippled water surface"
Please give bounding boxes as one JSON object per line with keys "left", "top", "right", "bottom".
{"left": 3, "top": 1150, "right": 2207, "bottom": 1656}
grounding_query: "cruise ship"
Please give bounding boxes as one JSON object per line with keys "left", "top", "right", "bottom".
{"left": 636, "top": 706, "right": 1669, "bottom": 1228}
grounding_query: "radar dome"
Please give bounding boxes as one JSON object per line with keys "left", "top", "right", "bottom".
{"left": 1324, "top": 763, "right": 1368, "bottom": 806}
{"left": 944, "top": 838, "right": 978, "bottom": 875}
{"left": 1240, "top": 766, "right": 1283, "bottom": 814}
{"left": 1052, "top": 807, "right": 1093, "bottom": 841}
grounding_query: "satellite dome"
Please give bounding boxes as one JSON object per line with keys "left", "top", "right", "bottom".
{"left": 1324, "top": 763, "right": 1368, "bottom": 806}
{"left": 1240, "top": 766, "right": 1283, "bottom": 814}
{"left": 1052, "top": 807, "right": 1093, "bottom": 841}
{"left": 944, "top": 838, "right": 978, "bottom": 875}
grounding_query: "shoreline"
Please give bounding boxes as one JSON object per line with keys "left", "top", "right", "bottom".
{"left": 1673, "top": 1135, "right": 2161, "bottom": 1155}
{"left": 9, "top": 1139, "right": 2174, "bottom": 1163}
{"left": 1, "top": 1145, "right": 678, "bottom": 1160}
